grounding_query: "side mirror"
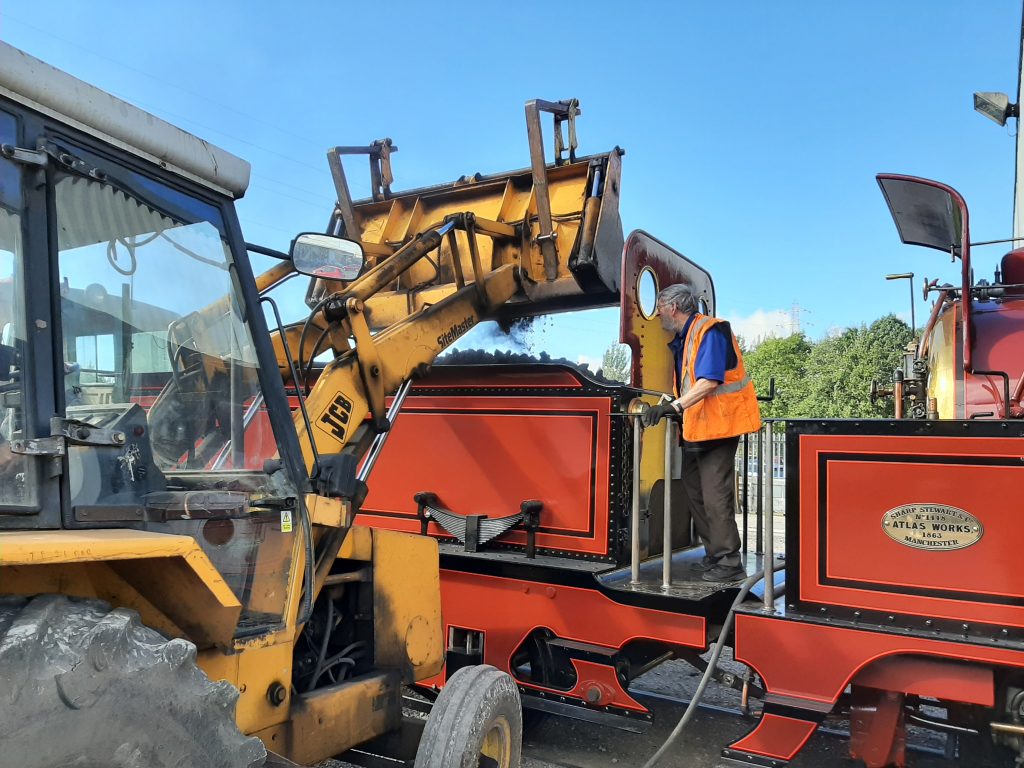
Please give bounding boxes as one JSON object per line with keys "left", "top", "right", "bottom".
{"left": 290, "top": 233, "right": 365, "bottom": 281}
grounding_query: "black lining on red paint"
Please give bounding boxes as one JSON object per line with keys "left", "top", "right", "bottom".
{"left": 784, "top": 419, "right": 1024, "bottom": 613}
{"left": 360, "top": 408, "right": 601, "bottom": 539}
{"left": 814, "top": 451, "right": 1024, "bottom": 607}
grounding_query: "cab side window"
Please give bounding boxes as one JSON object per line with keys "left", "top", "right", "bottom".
{"left": 0, "top": 110, "right": 37, "bottom": 508}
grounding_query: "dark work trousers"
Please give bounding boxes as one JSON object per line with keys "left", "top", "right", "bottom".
{"left": 681, "top": 435, "right": 742, "bottom": 567}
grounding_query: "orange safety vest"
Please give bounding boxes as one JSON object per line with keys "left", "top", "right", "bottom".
{"left": 673, "top": 314, "right": 762, "bottom": 442}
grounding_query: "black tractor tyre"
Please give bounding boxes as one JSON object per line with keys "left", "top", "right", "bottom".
{"left": 0, "top": 594, "right": 266, "bottom": 768}
{"left": 414, "top": 664, "right": 522, "bottom": 768}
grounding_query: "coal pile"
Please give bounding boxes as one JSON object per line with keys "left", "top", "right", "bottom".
{"left": 436, "top": 348, "right": 623, "bottom": 386}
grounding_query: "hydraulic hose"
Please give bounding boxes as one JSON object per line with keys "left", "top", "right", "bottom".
{"left": 296, "top": 493, "right": 315, "bottom": 627}
{"left": 641, "top": 561, "right": 786, "bottom": 768}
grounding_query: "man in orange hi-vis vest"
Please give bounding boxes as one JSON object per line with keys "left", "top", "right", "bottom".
{"left": 641, "top": 284, "right": 762, "bottom": 582}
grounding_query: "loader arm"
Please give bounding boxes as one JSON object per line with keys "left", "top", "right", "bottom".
{"left": 268, "top": 98, "right": 626, "bottom": 484}
{"left": 294, "top": 257, "right": 520, "bottom": 471}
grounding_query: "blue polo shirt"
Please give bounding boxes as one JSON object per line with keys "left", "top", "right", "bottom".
{"left": 669, "top": 315, "right": 735, "bottom": 391}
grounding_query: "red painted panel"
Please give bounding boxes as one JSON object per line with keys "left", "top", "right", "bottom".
{"left": 849, "top": 688, "right": 905, "bottom": 768}
{"left": 567, "top": 659, "right": 646, "bottom": 711}
{"left": 729, "top": 713, "right": 818, "bottom": 761}
{"left": 853, "top": 656, "right": 993, "bottom": 706}
{"left": 798, "top": 433, "right": 1024, "bottom": 626}
{"left": 825, "top": 460, "right": 1022, "bottom": 597}
{"left": 969, "top": 300, "right": 1024, "bottom": 416}
{"left": 361, "top": 395, "right": 613, "bottom": 556}
{"left": 734, "top": 613, "right": 1024, "bottom": 707}
{"left": 429, "top": 570, "right": 706, "bottom": 711}
{"left": 241, "top": 409, "right": 278, "bottom": 470}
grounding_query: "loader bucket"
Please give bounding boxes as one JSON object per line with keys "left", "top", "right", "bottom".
{"left": 338, "top": 151, "right": 625, "bottom": 330}
{"left": 322, "top": 101, "right": 625, "bottom": 330}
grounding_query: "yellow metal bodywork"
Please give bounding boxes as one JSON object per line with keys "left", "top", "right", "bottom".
{"left": 927, "top": 304, "right": 959, "bottom": 418}
{"left": 371, "top": 527, "right": 443, "bottom": 679}
{"left": 199, "top": 642, "right": 294, "bottom": 733}
{"left": 338, "top": 154, "right": 622, "bottom": 330}
{"left": 339, "top": 523, "right": 374, "bottom": 560}
{"left": 199, "top": 524, "right": 438, "bottom": 762}
{"left": 622, "top": 268, "right": 675, "bottom": 528}
{"left": 305, "top": 493, "right": 350, "bottom": 528}
{"left": 190, "top": 523, "right": 438, "bottom": 759}
{"left": 253, "top": 671, "right": 402, "bottom": 764}
{"left": 295, "top": 265, "right": 519, "bottom": 469}
{"left": 0, "top": 92, "right": 630, "bottom": 766}
{"left": 0, "top": 529, "right": 304, "bottom": 737}
{"left": 0, "top": 529, "right": 240, "bottom": 647}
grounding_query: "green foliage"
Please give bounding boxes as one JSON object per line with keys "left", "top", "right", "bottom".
{"left": 741, "top": 314, "right": 913, "bottom": 418}
{"left": 600, "top": 343, "right": 631, "bottom": 383}
{"left": 734, "top": 333, "right": 749, "bottom": 355}
{"left": 743, "top": 333, "right": 812, "bottom": 418}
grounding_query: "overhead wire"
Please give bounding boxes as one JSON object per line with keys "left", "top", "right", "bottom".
{"left": 249, "top": 180, "right": 330, "bottom": 206}
{"left": 0, "top": 13, "right": 325, "bottom": 154}
{"left": 0, "top": 11, "right": 349, "bottom": 217}
{"left": 239, "top": 218, "right": 306, "bottom": 239}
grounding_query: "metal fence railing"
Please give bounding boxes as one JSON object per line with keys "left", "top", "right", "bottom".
{"left": 734, "top": 422, "right": 785, "bottom": 556}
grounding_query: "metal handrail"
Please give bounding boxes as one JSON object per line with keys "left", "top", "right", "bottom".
{"left": 662, "top": 420, "right": 674, "bottom": 590}
{"left": 762, "top": 421, "right": 775, "bottom": 611}
{"left": 627, "top": 413, "right": 786, "bottom": 599}
{"left": 631, "top": 413, "right": 642, "bottom": 585}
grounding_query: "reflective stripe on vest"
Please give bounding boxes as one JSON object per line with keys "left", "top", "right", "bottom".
{"left": 715, "top": 373, "right": 751, "bottom": 395}
{"left": 679, "top": 315, "right": 714, "bottom": 396}
{"left": 678, "top": 314, "right": 762, "bottom": 441}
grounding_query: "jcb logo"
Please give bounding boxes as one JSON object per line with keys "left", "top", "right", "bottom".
{"left": 317, "top": 393, "right": 353, "bottom": 442}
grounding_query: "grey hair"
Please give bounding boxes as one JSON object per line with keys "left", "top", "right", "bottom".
{"left": 657, "top": 284, "right": 700, "bottom": 314}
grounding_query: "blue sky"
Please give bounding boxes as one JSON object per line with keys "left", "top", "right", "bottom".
{"left": 2, "top": 1, "right": 1021, "bottom": 367}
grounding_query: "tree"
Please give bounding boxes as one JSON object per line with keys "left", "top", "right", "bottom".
{"left": 742, "top": 333, "right": 812, "bottom": 418}
{"left": 795, "top": 314, "right": 913, "bottom": 418}
{"left": 795, "top": 328, "right": 861, "bottom": 417}
{"left": 742, "top": 314, "right": 913, "bottom": 419}
{"left": 600, "top": 343, "right": 631, "bottom": 383}
{"left": 600, "top": 313, "right": 913, "bottom": 418}
{"left": 854, "top": 314, "right": 915, "bottom": 417}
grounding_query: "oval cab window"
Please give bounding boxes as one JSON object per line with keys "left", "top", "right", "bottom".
{"left": 637, "top": 267, "right": 658, "bottom": 319}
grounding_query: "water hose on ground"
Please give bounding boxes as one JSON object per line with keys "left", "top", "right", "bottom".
{"left": 641, "top": 561, "right": 786, "bottom": 768}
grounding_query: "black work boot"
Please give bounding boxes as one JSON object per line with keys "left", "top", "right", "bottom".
{"left": 701, "top": 563, "right": 746, "bottom": 583}
{"left": 689, "top": 556, "right": 719, "bottom": 572}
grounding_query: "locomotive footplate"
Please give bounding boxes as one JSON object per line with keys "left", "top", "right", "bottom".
{"left": 725, "top": 603, "right": 1024, "bottom": 766}
{"left": 598, "top": 546, "right": 767, "bottom": 603}
{"left": 439, "top": 542, "right": 759, "bottom": 622}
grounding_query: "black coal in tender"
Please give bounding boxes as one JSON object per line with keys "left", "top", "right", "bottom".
{"left": 436, "top": 348, "right": 622, "bottom": 386}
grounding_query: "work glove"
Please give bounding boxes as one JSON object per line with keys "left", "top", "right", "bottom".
{"left": 641, "top": 402, "right": 676, "bottom": 428}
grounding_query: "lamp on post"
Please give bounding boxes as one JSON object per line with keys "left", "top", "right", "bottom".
{"left": 973, "top": 91, "right": 1019, "bottom": 126}
{"left": 886, "top": 272, "right": 915, "bottom": 336}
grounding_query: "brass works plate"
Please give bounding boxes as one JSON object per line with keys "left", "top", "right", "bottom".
{"left": 881, "top": 504, "right": 983, "bottom": 551}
